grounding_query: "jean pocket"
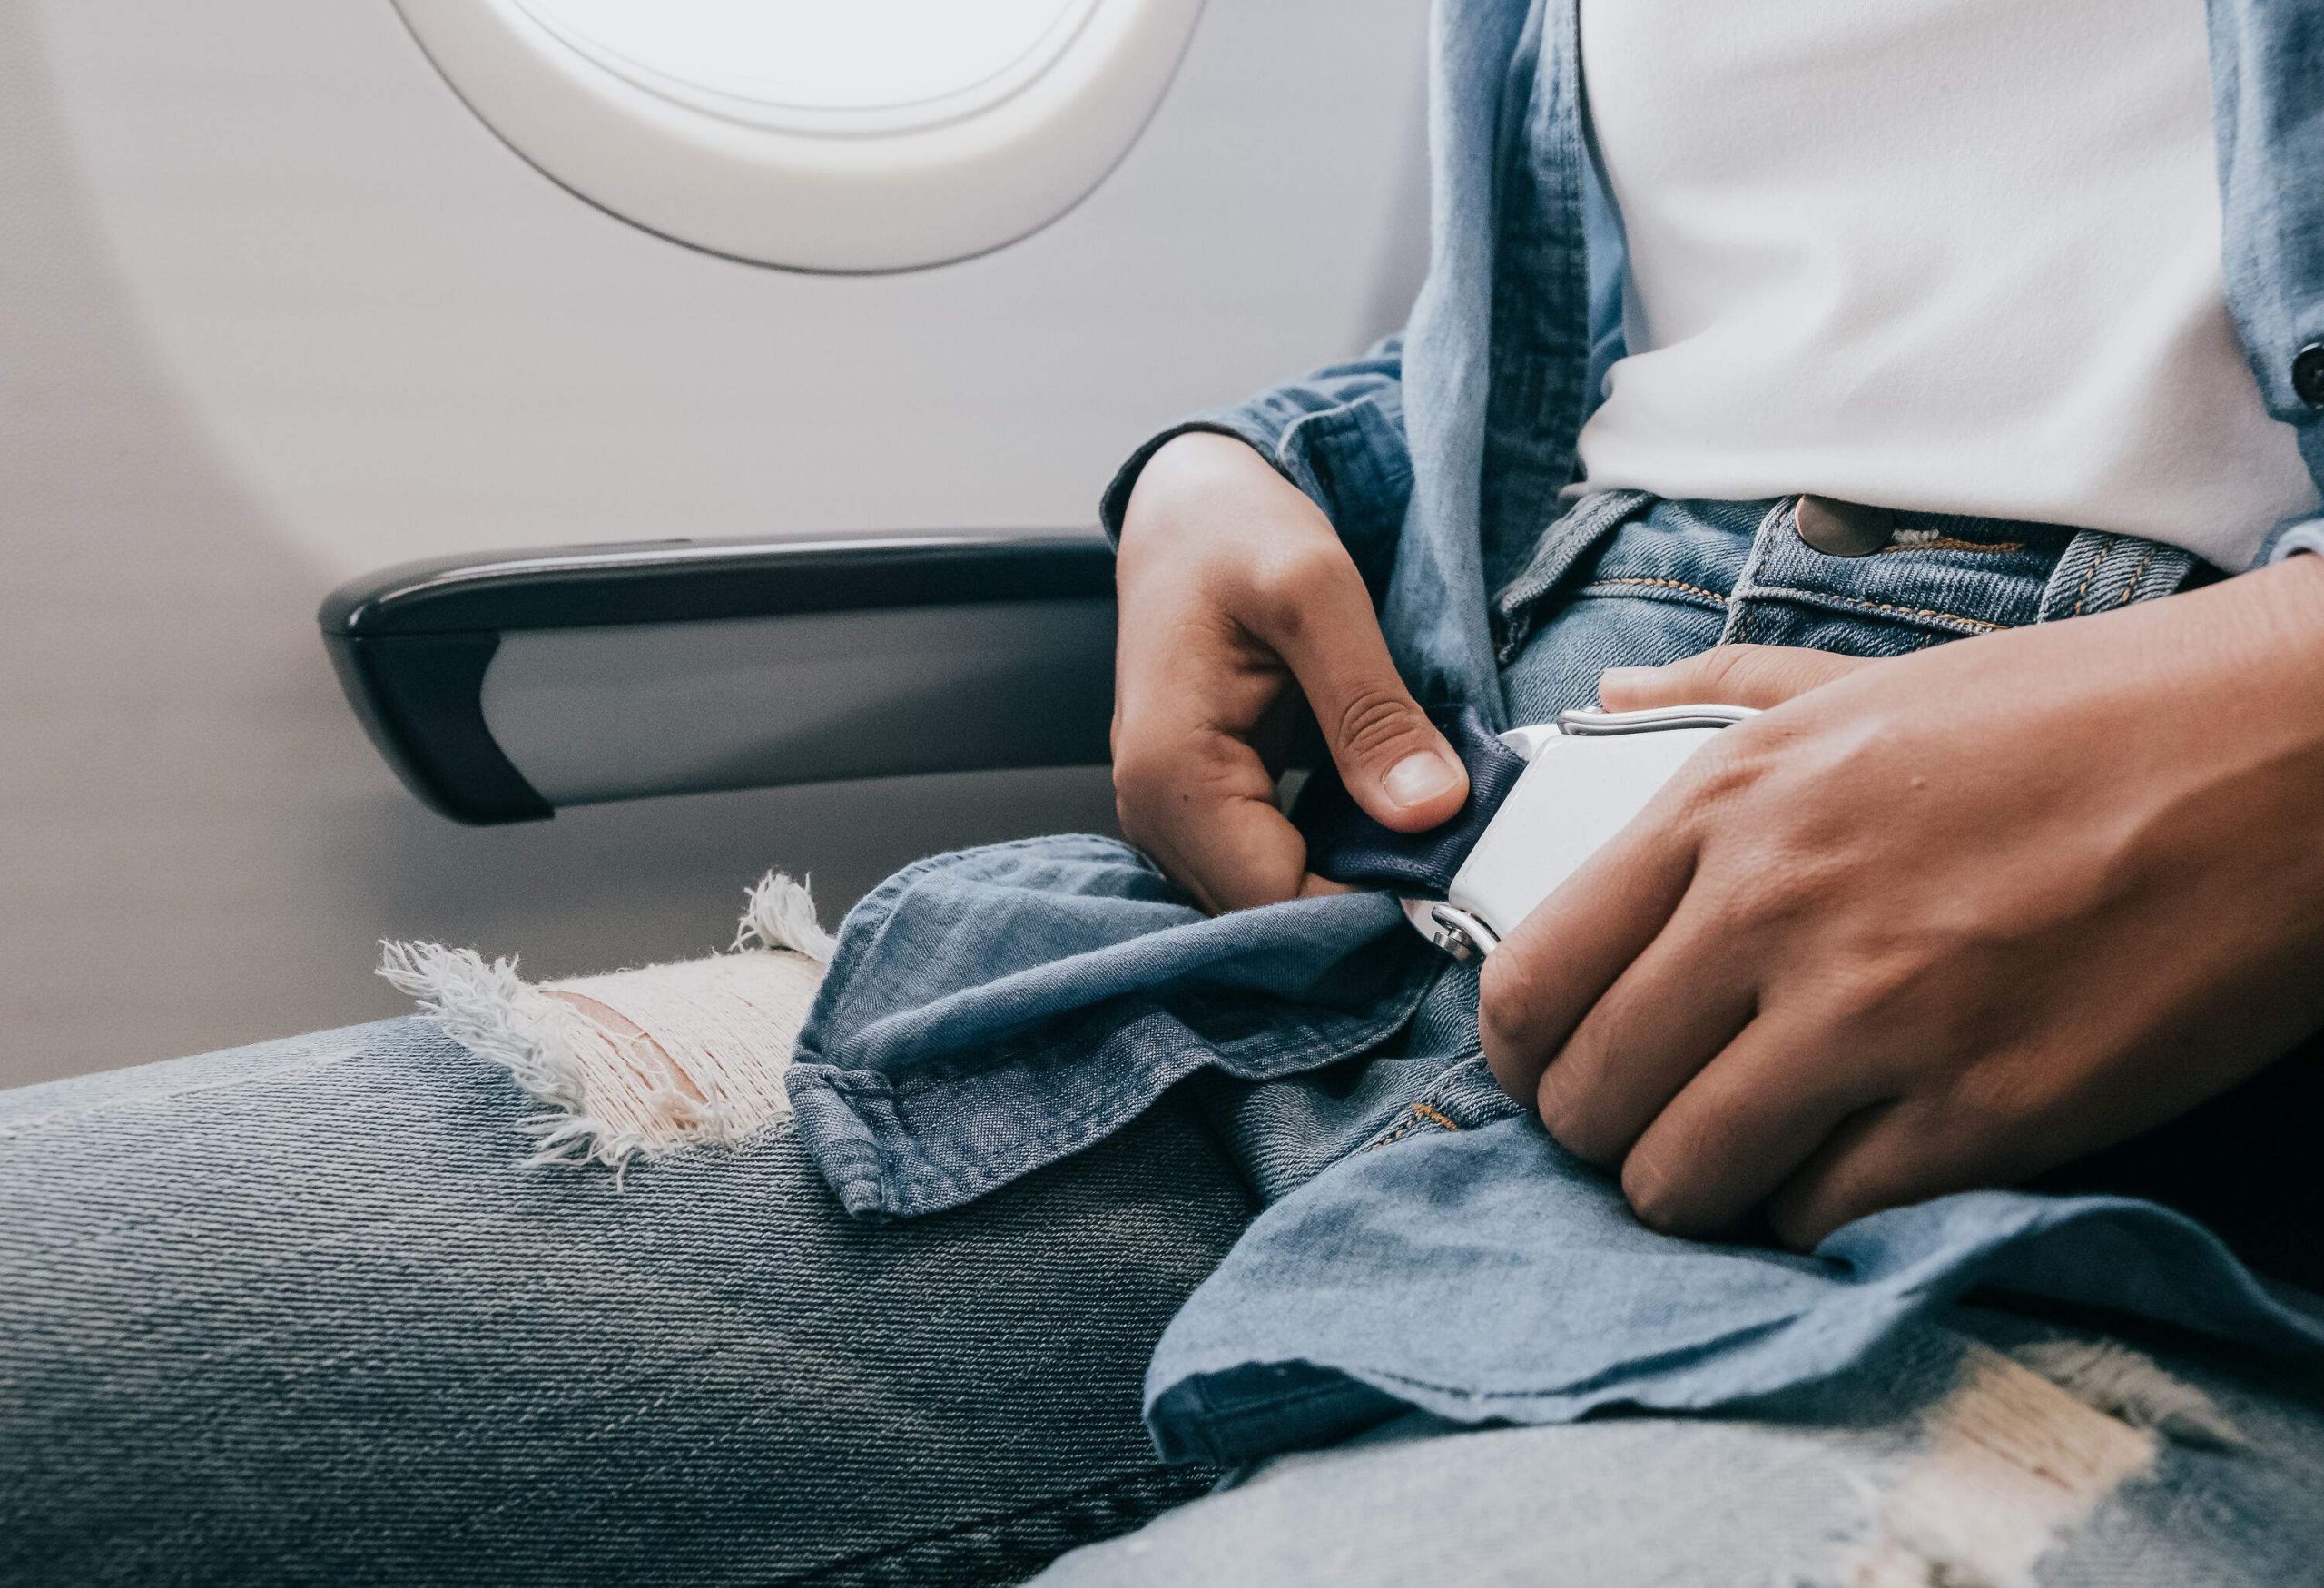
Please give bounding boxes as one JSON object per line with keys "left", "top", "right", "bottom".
{"left": 2034, "top": 530, "right": 2201, "bottom": 623}
{"left": 1734, "top": 500, "right": 2078, "bottom": 650}
{"left": 1492, "top": 489, "right": 1658, "bottom": 665}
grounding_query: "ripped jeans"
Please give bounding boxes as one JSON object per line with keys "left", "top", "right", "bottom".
{"left": 5, "top": 496, "right": 2323, "bottom": 1588}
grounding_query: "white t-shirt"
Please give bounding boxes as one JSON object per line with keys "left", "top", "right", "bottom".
{"left": 1573, "top": 0, "right": 2319, "bottom": 567}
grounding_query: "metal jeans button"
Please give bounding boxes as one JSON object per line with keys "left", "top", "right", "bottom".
{"left": 1793, "top": 495, "right": 1896, "bottom": 557}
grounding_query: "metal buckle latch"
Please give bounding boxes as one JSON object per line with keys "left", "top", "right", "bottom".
{"left": 1424, "top": 902, "right": 1500, "bottom": 962}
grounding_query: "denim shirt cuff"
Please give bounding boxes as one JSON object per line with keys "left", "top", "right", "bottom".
{"left": 1098, "top": 401, "right": 1413, "bottom": 599}
{"left": 1097, "top": 417, "right": 1279, "bottom": 545}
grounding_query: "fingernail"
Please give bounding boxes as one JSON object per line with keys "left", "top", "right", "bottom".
{"left": 1384, "top": 750, "right": 1462, "bottom": 807}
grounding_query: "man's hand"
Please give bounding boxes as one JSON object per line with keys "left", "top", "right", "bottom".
{"left": 1112, "top": 433, "right": 1467, "bottom": 912}
{"left": 1480, "top": 557, "right": 2324, "bottom": 1248}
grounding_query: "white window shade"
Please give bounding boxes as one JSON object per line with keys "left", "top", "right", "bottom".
{"left": 393, "top": 0, "right": 1206, "bottom": 271}
{"left": 514, "top": 0, "right": 1088, "bottom": 123}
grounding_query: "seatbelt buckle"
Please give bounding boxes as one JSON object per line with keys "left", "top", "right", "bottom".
{"left": 1402, "top": 705, "right": 1756, "bottom": 960}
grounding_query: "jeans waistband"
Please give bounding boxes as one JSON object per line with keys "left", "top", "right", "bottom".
{"left": 1495, "top": 492, "right": 2198, "bottom": 666}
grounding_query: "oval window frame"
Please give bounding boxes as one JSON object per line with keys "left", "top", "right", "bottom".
{"left": 391, "top": 0, "right": 1207, "bottom": 272}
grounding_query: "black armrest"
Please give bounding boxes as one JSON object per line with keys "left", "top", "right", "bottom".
{"left": 320, "top": 531, "right": 1117, "bottom": 824}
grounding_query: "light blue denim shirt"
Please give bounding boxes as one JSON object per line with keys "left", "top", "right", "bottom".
{"left": 788, "top": 0, "right": 2324, "bottom": 1467}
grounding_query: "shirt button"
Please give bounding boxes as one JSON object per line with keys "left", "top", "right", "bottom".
{"left": 2295, "top": 343, "right": 2324, "bottom": 410}
{"left": 1793, "top": 496, "right": 1896, "bottom": 557}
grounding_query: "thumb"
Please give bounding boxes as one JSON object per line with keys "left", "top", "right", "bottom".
{"left": 1598, "top": 644, "right": 1875, "bottom": 711}
{"left": 1325, "top": 686, "right": 1471, "bottom": 833}
{"left": 1251, "top": 552, "right": 1469, "bottom": 834}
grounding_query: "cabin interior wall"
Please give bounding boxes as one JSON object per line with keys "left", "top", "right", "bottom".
{"left": 0, "top": 0, "right": 1429, "bottom": 1085}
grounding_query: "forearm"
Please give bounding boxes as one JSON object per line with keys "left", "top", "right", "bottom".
{"left": 2168, "top": 552, "right": 2324, "bottom": 764}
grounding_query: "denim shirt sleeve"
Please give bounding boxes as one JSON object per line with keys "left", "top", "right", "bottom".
{"left": 1097, "top": 336, "right": 1414, "bottom": 597}
{"left": 2208, "top": 0, "right": 2324, "bottom": 528}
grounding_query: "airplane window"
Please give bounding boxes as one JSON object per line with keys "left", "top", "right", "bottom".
{"left": 514, "top": 0, "right": 1090, "bottom": 124}
{"left": 393, "top": 0, "right": 1204, "bottom": 271}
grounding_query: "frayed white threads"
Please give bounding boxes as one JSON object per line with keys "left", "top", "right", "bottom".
{"left": 379, "top": 871, "right": 832, "bottom": 1176}
{"left": 2010, "top": 1339, "right": 2243, "bottom": 1449}
{"left": 1849, "top": 1343, "right": 2155, "bottom": 1588}
{"left": 379, "top": 940, "right": 617, "bottom": 1164}
{"left": 734, "top": 871, "right": 836, "bottom": 962}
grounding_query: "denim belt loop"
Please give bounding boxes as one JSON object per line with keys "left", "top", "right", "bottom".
{"left": 1712, "top": 497, "right": 1802, "bottom": 647}
{"left": 2037, "top": 529, "right": 2198, "bottom": 622}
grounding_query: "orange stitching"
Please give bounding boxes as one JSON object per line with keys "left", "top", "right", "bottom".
{"left": 1590, "top": 576, "right": 1729, "bottom": 603}
{"left": 1362, "top": 1101, "right": 1463, "bottom": 1152}
{"left": 2069, "top": 542, "right": 2110, "bottom": 619}
{"left": 1364, "top": 1122, "right": 1415, "bottom": 1152}
{"left": 2113, "top": 546, "right": 2158, "bottom": 611}
{"left": 1879, "top": 537, "right": 2026, "bottom": 555}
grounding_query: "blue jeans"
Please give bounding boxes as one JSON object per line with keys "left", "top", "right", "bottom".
{"left": 0, "top": 1023, "right": 1251, "bottom": 1583}
{"left": 6, "top": 498, "right": 2322, "bottom": 1584}
{"left": 10, "top": 1030, "right": 2319, "bottom": 1586}
{"left": 1039, "top": 1307, "right": 2324, "bottom": 1587}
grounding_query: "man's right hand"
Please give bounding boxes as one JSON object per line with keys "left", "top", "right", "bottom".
{"left": 1111, "top": 432, "right": 1468, "bottom": 912}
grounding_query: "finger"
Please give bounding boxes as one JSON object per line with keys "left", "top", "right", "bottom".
{"left": 1478, "top": 800, "right": 1699, "bottom": 1106}
{"left": 1598, "top": 645, "right": 1875, "bottom": 711}
{"left": 1764, "top": 1100, "right": 1942, "bottom": 1249}
{"left": 1764, "top": 1089, "right": 2053, "bottom": 1250}
{"left": 1763, "top": 1066, "right": 2129, "bottom": 1250}
{"left": 1171, "top": 795, "right": 1312, "bottom": 913}
{"left": 1527, "top": 896, "right": 1757, "bottom": 1169}
{"left": 1117, "top": 725, "right": 1310, "bottom": 913}
{"left": 1618, "top": 1017, "right": 1901, "bottom": 1238}
{"left": 1244, "top": 546, "right": 1469, "bottom": 833}
{"left": 1111, "top": 576, "right": 1309, "bottom": 910}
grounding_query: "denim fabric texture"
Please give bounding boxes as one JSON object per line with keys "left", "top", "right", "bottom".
{"left": 785, "top": 845, "right": 1436, "bottom": 1220}
{"left": 1045, "top": 1307, "right": 2324, "bottom": 1586}
{"left": 786, "top": 496, "right": 2324, "bottom": 1467}
{"left": 1145, "top": 1076, "right": 2319, "bottom": 1466}
{"left": 0, "top": 1022, "right": 1252, "bottom": 1585}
